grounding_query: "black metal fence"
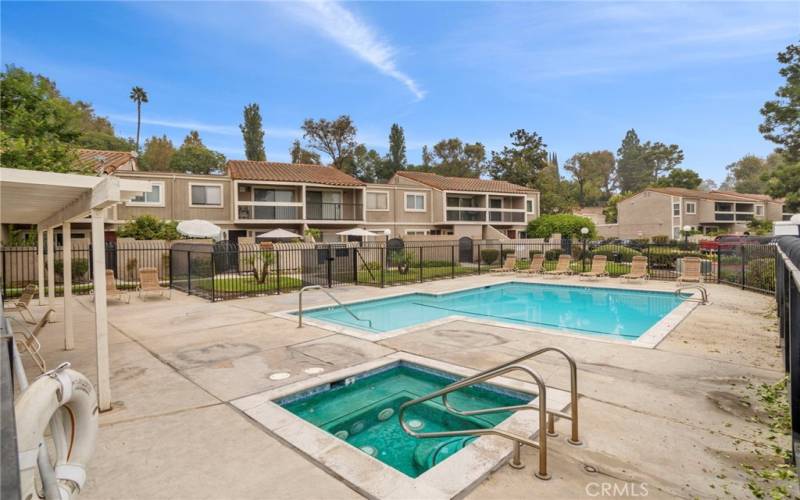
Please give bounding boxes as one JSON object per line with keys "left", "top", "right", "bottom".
{"left": 776, "top": 236, "right": 799, "bottom": 466}
{"left": 0, "top": 238, "right": 779, "bottom": 301}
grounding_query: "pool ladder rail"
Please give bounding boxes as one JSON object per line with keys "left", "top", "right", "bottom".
{"left": 398, "top": 347, "right": 581, "bottom": 481}
{"left": 297, "top": 285, "right": 374, "bottom": 330}
{"left": 675, "top": 284, "right": 709, "bottom": 304}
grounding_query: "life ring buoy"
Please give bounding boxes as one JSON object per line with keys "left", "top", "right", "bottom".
{"left": 15, "top": 367, "right": 98, "bottom": 500}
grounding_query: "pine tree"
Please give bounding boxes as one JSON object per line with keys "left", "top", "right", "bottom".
{"left": 240, "top": 103, "right": 266, "bottom": 161}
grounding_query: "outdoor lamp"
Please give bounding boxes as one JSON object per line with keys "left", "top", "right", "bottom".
{"left": 682, "top": 225, "right": 691, "bottom": 246}
{"left": 580, "top": 227, "right": 589, "bottom": 237}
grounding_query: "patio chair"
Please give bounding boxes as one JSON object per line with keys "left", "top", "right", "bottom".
{"left": 13, "top": 308, "right": 55, "bottom": 373}
{"left": 621, "top": 256, "right": 648, "bottom": 281}
{"left": 580, "top": 255, "right": 609, "bottom": 280}
{"left": 92, "top": 270, "right": 130, "bottom": 303}
{"left": 3, "top": 283, "right": 38, "bottom": 324}
{"left": 544, "top": 254, "right": 573, "bottom": 277}
{"left": 138, "top": 267, "right": 171, "bottom": 299}
{"left": 490, "top": 255, "right": 517, "bottom": 273}
{"left": 522, "top": 254, "right": 545, "bottom": 275}
{"left": 677, "top": 257, "right": 703, "bottom": 284}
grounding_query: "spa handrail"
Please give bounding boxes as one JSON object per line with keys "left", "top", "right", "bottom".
{"left": 297, "top": 285, "right": 373, "bottom": 330}
{"left": 398, "top": 363, "right": 552, "bottom": 479}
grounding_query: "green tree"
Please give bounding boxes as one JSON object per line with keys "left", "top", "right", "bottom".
{"left": 301, "top": 115, "right": 357, "bottom": 170}
{"left": 428, "top": 138, "right": 485, "bottom": 177}
{"left": 488, "top": 129, "right": 549, "bottom": 187}
{"left": 117, "top": 215, "right": 181, "bottom": 240}
{"left": 603, "top": 193, "right": 631, "bottom": 223}
{"left": 169, "top": 131, "right": 225, "bottom": 174}
{"left": 139, "top": 135, "right": 175, "bottom": 171}
{"left": 289, "top": 139, "right": 321, "bottom": 164}
{"left": 563, "top": 150, "right": 615, "bottom": 205}
{"left": 129, "top": 86, "right": 148, "bottom": 151}
{"left": 240, "top": 103, "right": 266, "bottom": 161}
{"left": 343, "top": 144, "right": 382, "bottom": 182}
{"left": 642, "top": 141, "right": 683, "bottom": 183}
{"left": 654, "top": 167, "right": 702, "bottom": 189}
{"left": 722, "top": 155, "right": 771, "bottom": 193}
{"left": 760, "top": 42, "right": 800, "bottom": 161}
{"left": 72, "top": 100, "right": 134, "bottom": 151}
{"left": 698, "top": 178, "right": 718, "bottom": 191}
{"left": 527, "top": 214, "right": 597, "bottom": 239}
{"left": 762, "top": 156, "right": 800, "bottom": 212}
{"left": 616, "top": 129, "right": 648, "bottom": 192}
{"left": 378, "top": 123, "right": 407, "bottom": 181}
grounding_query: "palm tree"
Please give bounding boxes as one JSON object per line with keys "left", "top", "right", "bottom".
{"left": 129, "top": 86, "right": 149, "bottom": 151}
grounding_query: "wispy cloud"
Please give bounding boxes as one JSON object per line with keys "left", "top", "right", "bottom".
{"left": 108, "top": 114, "right": 301, "bottom": 139}
{"left": 284, "top": 1, "right": 425, "bottom": 100}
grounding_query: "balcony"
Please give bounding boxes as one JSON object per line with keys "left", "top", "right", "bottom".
{"left": 238, "top": 205, "right": 302, "bottom": 221}
{"left": 306, "top": 202, "right": 363, "bottom": 221}
{"left": 489, "top": 211, "right": 525, "bottom": 223}
{"left": 446, "top": 210, "right": 485, "bottom": 222}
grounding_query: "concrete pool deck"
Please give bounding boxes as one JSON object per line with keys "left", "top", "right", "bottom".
{"left": 13, "top": 274, "right": 790, "bottom": 499}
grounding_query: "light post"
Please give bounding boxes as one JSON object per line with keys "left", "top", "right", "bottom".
{"left": 580, "top": 227, "right": 589, "bottom": 272}
{"left": 682, "top": 225, "right": 691, "bottom": 249}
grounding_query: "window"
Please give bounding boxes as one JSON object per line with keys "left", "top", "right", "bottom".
{"left": 405, "top": 192, "right": 426, "bottom": 212}
{"left": 489, "top": 198, "right": 502, "bottom": 209}
{"left": 685, "top": 202, "right": 696, "bottom": 214}
{"left": 672, "top": 227, "right": 680, "bottom": 239}
{"left": 366, "top": 191, "right": 389, "bottom": 211}
{"left": 190, "top": 184, "right": 223, "bottom": 207}
{"left": 672, "top": 202, "right": 680, "bottom": 216}
{"left": 755, "top": 205, "right": 764, "bottom": 216}
{"left": 254, "top": 188, "right": 295, "bottom": 202}
{"left": 128, "top": 182, "right": 164, "bottom": 207}
{"left": 526, "top": 199, "right": 534, "bottom": 213}
{"left": 405, "top": 229, "right": 429, "bottom": 235}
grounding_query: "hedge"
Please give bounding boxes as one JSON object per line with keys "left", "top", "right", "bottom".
{"left": 744, "top": 258, "right": 775, "bottom": 291}
{"left": 481, "top": 249, "right": 500, "bottom": 264}
{"left": 591, "top": 245, "right": 641, "bottom": 263}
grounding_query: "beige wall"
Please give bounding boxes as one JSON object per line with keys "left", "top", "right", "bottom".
{"left": 617, "top": 191, "right": 671, "bottom": 238}
{"left": 364, "top": 184, "right": 434, "bottom": 225}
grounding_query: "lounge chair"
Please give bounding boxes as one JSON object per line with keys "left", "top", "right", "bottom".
{"left": 3, "top": 284, "right": 38, "bottom": 324}
{"left": 522, "top": 254, "right": 545, "bottom": 275}
{"left": 13, "top": 308, "right": 55, "bottom": 373}
{"left": 490, "top": 255, "right": 517, "bottom": 273}
{"left": 544, "top": 254, "right": 573, "bottom": 277}
{"left": 138, "top": 267, "right": 171, "bottom": 299}
{"left": 580, "top": 255, "right": 608, "bottom": 280}
{"left": 92, "top": 270, "right": 130, "bottom": 303}
{"left": 677, "top": 257, "right": 703, "bottom": 284}
{"left": 621, "top": 256, "right": 648, "bottom": 281}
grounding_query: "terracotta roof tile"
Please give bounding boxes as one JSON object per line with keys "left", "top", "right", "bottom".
{"left": 645, "top": 187, "right": 762, "bottom": 202}
{"left": 77, "top": 148, "right": 137, "bottom": 174}
{"left": 226, "top": 161, "right": 365, "bottom": 187}
{"left": 395, "top": 171, "right": 537, "bottom": 194}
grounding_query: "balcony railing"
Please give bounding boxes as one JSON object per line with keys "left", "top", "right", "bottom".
{"left": 446, "top": 210, "right": 485, "bottom": 222}
{"left": 238, "top": 205, "right": 302, "bottom": 220}
{"left": 306, "top": 202, "right": 363, "bottom": 221}
{"left": 489, "top": 211, "right": 525, "bottom": 223}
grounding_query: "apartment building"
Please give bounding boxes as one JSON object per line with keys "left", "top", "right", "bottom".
{"left": 605, "top": 187, "right": 787, "bottom": 239}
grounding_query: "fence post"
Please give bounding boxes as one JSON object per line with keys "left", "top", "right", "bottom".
{"left": 717, "top": 247, "right": 721, "bottom": 284}
{"left": 276, "top": 250, "right": 282, "bottom": 294}
{"left": 0, "top": 248, "right": 4, "bottom": 298}
{"left": 352, "top": 249, "right": 358, "bottom": 284}
{"left": 451, "top": 245, "right": 455, "bottom": 279}
{"left": 326, "top": 246, "right": 333, "bottom": 288}
{"left": 740, "top": 245, "right": 745, "bottom": 290}
{"left": 381, "top": 246, "right": 385, "bottom": 288}
{"left": 419, "top": 246, "right": 423, "bottom": 283}
{"left": 210, "top": 251, "right": 215, "bottom": 302}
{"left": 88, "top": 243, "right": 94, "bottom": 282}
{"left": 478, "top": 244, "right": 481, "bottom": 275}
{"left": 169, "top": 248, "right": 173, "bottom": 289}
{"left": 187, "top": 250, "right": 192, "bottom": 296}
{"left": 500, "top": 243, "right": 504, "bottom": 268}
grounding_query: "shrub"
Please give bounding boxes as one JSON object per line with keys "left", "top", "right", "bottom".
{"left": 126, "top": 257, "right": 138, "bottom": 277}
{"left": 647, "top": 247, "right": 704, "bottom": 268}
{"left": 591, "top": 244, "right": 642, "bottom": 263}
{"left": 501, "top": 248, "right": 515, "bottom": 259}
{"left": 631, "top": 238, "right": 650, "bottom": 246}
{"left": 413, "top": 260, "right": 452, "bottom": 268}
{"left": 53, "top": 258, "right": 90, "bottom": 280}
{"left": 652, "top": 235, "right": 670, "bottom": 244}
{"left": 527, "top": 214, "right": 597, "bottom": 239}
{"left": 528, "top": 250, "right": 543, "bottom": 259}
{"left": 745, "top": 258, "right": 775, "bottom": 291}
{"left": 481, "top": 249, "right": 499, "bottom": 264}
{"left": 544, "top": 249, "right": 562, "bottom": 261}
{"left": 118, "top": 215, "right": 181, "bottom": 240}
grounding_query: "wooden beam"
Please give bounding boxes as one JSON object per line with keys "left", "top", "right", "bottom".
{"left": 37, "top": 230, "right": 45, "bottom": 306}
{"left": 91, "top": 209, "right": 111, "bottom": 411}
{"left": 63, "top": 222, "right": 74, "bottom": 350}
{"left": 46, "top": 228, "right": 55, "bottom": 314}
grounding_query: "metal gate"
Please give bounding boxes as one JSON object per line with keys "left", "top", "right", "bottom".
{"left": 458, "top": 236, "right": 473, "bottom": 263}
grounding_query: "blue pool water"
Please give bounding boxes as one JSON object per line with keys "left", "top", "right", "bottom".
{"left": 299, "top": 282, "right": 686, "bottom": 340}
{"left": 280, "top": 362, "right": 534, "bottom": 477}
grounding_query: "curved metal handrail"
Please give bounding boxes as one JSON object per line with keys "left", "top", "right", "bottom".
{"left": 297, "top": 285, "right": 373, "bottom": 329}
{"left": 675, "top": 285, "right": 708, "bottom": 304}
{"left": 442, "top": 347, "right": 580, "bottom": 445}
{"left": 398, "top": 364, "right": 551, "bottom": 479}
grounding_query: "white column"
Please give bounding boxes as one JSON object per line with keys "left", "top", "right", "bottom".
{"left": 91, "top": 210, "right": 111, "bottom": 411}
{"left": 301, "top": 185, "right": 307, "bottom": 220}
{"left": 62, "top": 221, "right": 74, "bottom": 350}
{"left": 37, "top": 229, "right": 45, "bottom": 305}
{"left": 46, "top": 228, "right": 55, "bottom": 314}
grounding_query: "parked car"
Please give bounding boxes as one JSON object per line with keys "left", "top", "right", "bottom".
{"left": 699, "top": 235, "right": 761, "bottom": 252}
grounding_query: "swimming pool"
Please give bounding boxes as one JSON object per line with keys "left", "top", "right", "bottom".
{"left": 279, "top": 361, "right": 534, "bottom": 478}
{"left": 296, "top": 282, "right": 689, "bottom": 341}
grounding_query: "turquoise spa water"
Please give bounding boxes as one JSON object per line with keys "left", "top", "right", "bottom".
{"left": 280, "top": 363, "right": 533, "bottom": 478}
{"left": 299, "top": 282, "right": 686, "bottom": 340}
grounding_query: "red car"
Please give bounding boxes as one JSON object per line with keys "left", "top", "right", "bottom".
{"left": 699, "top": 235, "right": 751, "bottom": 252}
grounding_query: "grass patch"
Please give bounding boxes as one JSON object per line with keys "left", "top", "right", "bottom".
{"left": 193, "top": 276, "right": 304, "bottom": 294}
{"left": 358, "top": 265, "right": 474, "bottom": 285}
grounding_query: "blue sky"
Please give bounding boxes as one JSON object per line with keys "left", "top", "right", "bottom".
{"left": 2, "top": 1, "right": 797, "bottom": 184}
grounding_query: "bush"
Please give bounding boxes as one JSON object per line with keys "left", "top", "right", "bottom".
{"left": 481, "top": 249, "right": 499, "bottom": 264}
{"left": 544, "top": 249, "right": 562, "bottom": 261}
{"left": 501, "top": 248, "right": 515, "bottom": 259}
{"left": 745, "top": 258, "right": 775, "bottom": 291}
{"left": 527, "top": 214, "right": 597, "bottom": 239}
{"left": 591, "top": 244, "right": 642, "bottom": 263}
{"left": 647, "top": 247, "right": 704, "bottom": 268}
{"left": 118, "top": 215, "right": 181, "bottom": 240}
{"left": 652, "top": 235, "right": 670, "bottom": 244}
{"left": 53, "top": 258, "right": 90, "bottom": 280}
{"left": 529, "top": 250, "right": 543, "bottom": 259}
{"left": 631, "top": 238, "right": 650, "bottom": 246}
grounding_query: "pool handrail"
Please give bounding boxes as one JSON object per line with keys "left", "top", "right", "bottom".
{"left": 440, "top": 346, "right": 581, "bottom": 446}
{"left": 675, "top": 285, "right": 708, "bottom": 304}
{"left": 398, "top": 363, "right": 552, "bottom": 479}
{"left": 297, "top": 285, "right": 374, "bottom": 330}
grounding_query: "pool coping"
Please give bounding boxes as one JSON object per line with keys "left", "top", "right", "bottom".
{"left": 272, "top": 278, "right": 701, "bottom": 349}
{"left": 231, "top": 352, "right": 572, "bottom": 500}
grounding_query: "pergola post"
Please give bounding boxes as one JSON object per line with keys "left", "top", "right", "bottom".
{"left": 37, "top": 229, "right": 45, "bottom": 306}
{"left": 46, "top": 228, "right": 56, "bottom": 315}
{"left": 91, "top": 209, "right": 111, "bottom": 411}
{"left": 63, "top": 221, "right": 74, "bottom": 350}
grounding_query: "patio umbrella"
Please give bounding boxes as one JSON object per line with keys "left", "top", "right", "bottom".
{"left": 176, "top": 219, "right": 222, "bottom": 239}
{"left": 256, "top": 228, "right": 301, "bottom": 240}
{"left": 336, "top": 228, "right": 377, "bottom": 237}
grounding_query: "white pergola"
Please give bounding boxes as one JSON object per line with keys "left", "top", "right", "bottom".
{"left": 0, "top": 168, "right": 151, "bottom": 411}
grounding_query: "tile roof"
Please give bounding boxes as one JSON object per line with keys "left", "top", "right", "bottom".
{"left": 712, "top": 191, "right": 782, "bottom": 203}
{"left": 77, "top": 149, "right": 137, "bottom": 174}
{"left": 395, "top": 171, "right": 537, "bottom": 194}
{"left": 226, "top": 161, "right": 365, "bottom": 187}
{"left": 644, "top": 187, "right": 764, "bottom": 202}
